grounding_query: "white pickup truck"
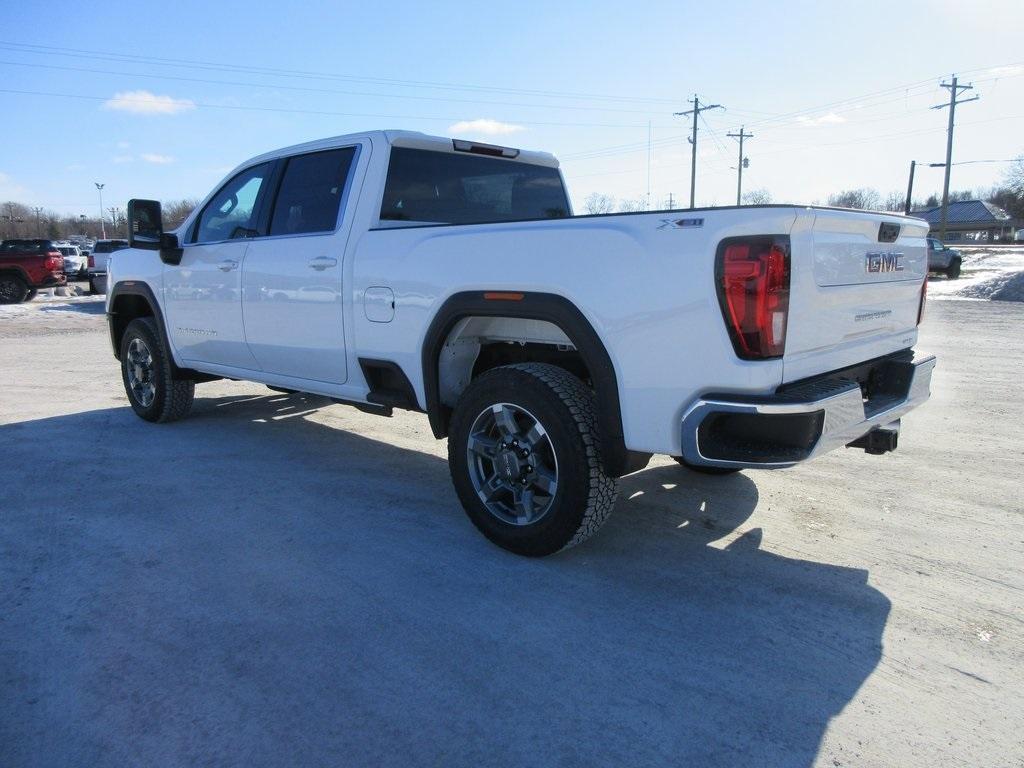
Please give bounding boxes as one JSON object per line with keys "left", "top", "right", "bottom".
{"left": 108, "top": 130, "right": 934, "bottom": 556}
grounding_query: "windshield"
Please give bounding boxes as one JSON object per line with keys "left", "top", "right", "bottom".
{"left": 380, "top": 147, "right": 570, "bottom": 226}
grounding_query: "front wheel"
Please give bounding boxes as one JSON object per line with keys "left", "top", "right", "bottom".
{"left": 946, "top": 258, "right": 961, "bottom": 279}
{"left": 0, "top": 275, "right": 28, "bottom": 304}
{"left": 120, "top": 317, "right": 195, "bottom": 423}
{"left": 448, "top": 363, "right": 619, "bottom": 556}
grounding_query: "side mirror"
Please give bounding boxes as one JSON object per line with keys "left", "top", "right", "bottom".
{"left": 128, "top": 199, "right": 163, "bottom": 250}
{"left": 159, "top": 232, "right": 183, "bottom": 266}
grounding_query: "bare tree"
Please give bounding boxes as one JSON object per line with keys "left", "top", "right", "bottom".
{"left": 827, "top": 188, "right": 881, "bottom": 211}
{"left": 617, "top": 198, "right": 646, "bottom": 213}
{"left": 1004, "top": 156, "right": 1024, "bottom": 196}
{"left": 163, "top": 198, "right": 200, "bottom": 229}
{"left": 741, "top": 188, "right": 772, "bottom": 206}
{"left": 582, "top": 193, "right": 616, "bottom": 215}
{"left": 882, "top": 191, "right": 905, "bottom": 212}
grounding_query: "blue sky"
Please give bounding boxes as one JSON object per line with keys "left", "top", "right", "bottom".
{"left": 1, "top": 0, "right": 1022, "bottom": 215}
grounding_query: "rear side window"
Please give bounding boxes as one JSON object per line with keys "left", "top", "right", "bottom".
{"left": 269, "top": 148, "right": 356, "bottom": 236}
{"left": 380, "top": 147, "right": 569, "bottom": 226}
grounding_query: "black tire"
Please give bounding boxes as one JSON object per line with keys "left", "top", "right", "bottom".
{"left": 0, "top": 275, "right": 28, "bottom": 304}
{"left": 25, "top": 289, "right": 38, "bottom": 301}
{"left": 120, "top": 317, "right": 195, "bottom": 423}
{"left": 672, "top": 456, "right": 741, "bottom": 475}
{"left": 946, "top": 258, "right": 961, "bottom": 279}
{"left": 88, "top": 278, "right": 100, "bottom": 295}
{"left": 448, "top": 363, "right": 619, "bottom": 556}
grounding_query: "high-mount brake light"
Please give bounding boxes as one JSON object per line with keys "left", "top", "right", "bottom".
{"left": 715, "top": 236, "right": 791, "bottom": 360}
{"left": 452, "top": 139, "right": 520, "bottom": 159}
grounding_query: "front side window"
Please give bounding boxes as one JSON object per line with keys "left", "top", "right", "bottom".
{"left": 380, "top": 147, "right": 570, "bottom": 226}
{"left": 269, "top": 147, "right": 356, "bottom": 236}
{"left": 193, "top": 162, "right": 272, "bottom": 243}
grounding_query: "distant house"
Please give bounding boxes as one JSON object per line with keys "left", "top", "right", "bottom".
{"left": 912, "top": 200, "right": 1018, "bottom": 243}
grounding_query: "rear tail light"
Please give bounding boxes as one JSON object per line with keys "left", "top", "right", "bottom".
{"left": 45, "top": 251, "right": 63, "bottom": 271}
{"left": 917, "top": 274, "right": 927, "bottom": 325}
{"left": 715, "top": 236, "right": 791, "bottom": 360}
{"left": 88, "top": 255, "right": 95, "bottom": 268}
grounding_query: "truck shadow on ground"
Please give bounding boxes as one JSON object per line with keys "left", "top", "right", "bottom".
{"left": 1, "top": 392, "right": 890, "bottom": 768}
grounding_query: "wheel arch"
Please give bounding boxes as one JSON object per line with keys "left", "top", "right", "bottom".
{"left": 422, "top": 291, "right": 648, "bottom": 477}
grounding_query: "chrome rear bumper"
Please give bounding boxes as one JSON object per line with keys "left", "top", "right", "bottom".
{"left": 680, "top": 354, "right": 935, "bottom": 469}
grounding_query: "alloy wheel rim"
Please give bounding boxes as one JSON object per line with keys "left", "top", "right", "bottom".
{"left": 126, "top": 338, "right": 157, "bottom": 407}
{"left": 466, "top": 402, "right": 559, "bottom": 526}
{"left": 0, "top": 279, "right": 19, "bottom": 301}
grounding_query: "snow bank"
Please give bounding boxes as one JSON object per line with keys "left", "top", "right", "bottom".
{"left": 954, "top": 270, "right": 1024, "bottom": 302}
{"left": 929, "top": 246, "right": 1024, "bottom": 302}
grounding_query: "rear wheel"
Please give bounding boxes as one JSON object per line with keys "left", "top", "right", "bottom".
{"left": 448, "top": 363, "right": 618, "bottom": 556}
{"left": 25, "top": 289, "right": 38, "bottom": 301}
{"left": 120, "top": 317, "right": 195, "bottom": 423}
{"left": 0, "top": 275, "right": 28, "bottom": 304}
{"left": 672, "top": 456, "right": 741, "bottom": 475}
{"left": 946, "top": 258, "right": 961, "bottom": 279}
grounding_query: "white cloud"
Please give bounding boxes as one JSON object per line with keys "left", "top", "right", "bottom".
{"left": 140, "top": 153, "right": 175, "bottom": 165}
{"left": 65, "top": 163, "right": 85, "bottom": 172}
{"left": 117, "top": 141, "right": 131, "bottom": 149}
{"left": 795, "top": 112, "right": 846, "bottom": 127}
{"left": 0, "top": 171, "right": 31, "bottom": 199}
{"left": 112, "top": 155, "right": 134, "bottom": 164}
{"left": 447, "top": 118, "right": 525, "bottom": 136}
{"left": 988, "top": 65, "right": 1024, "bottom": 78}
{"left": 103, "top": 90, "right": 196, "bottom": 115}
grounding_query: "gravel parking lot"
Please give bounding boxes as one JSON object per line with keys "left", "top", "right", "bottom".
{"left": 1, "top": 294, "right": 1022, "bottom": 767}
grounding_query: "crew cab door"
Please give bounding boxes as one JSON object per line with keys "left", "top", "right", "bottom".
{"left": 240, "top": 145, "right": 361, "bottom": 384}
{"left": 164, "top": 162, "right": 274, "bottom": 370}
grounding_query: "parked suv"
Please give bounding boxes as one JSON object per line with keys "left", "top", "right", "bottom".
{"left": 106, "top": 130, "right": 934, "bottom": 555}
{"left": 927, "top": 238, "right": 961, "bottom": 279}
{"left": 0, "top": 239, "right": 67, "bottom": 303}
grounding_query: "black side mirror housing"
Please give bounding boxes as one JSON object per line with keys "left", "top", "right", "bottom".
{"left": 128, "top": 199, "right": 163, "bottom": 250}
{"left": 159, "top": 233, "right": 183, "bottom": 265}
{"left": 128, "top": 199, "right": 183, "bottom": 265}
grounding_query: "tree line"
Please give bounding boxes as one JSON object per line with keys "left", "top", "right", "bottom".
{"left": 581, "top": 157, "right": 1024, "bottom": 217}
{"left": 0, "top": 199, "right": 199, "bottom": 241}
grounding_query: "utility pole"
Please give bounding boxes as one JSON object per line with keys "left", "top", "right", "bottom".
{"left": 932, "top": 76, "right": 978, "bottom": 240}
{"left": 666, "top": 192, "right": 675, "bottom": 210}
{"left": 95, "top": 182, "right": 106, "bottom": 239}
{"left": 904, "top": 160, "right": 916, "bottom": 215}
{"left": 32, "top": 206, "right": 44, "bottom": 237}
{"left": 727, "top": 126, "right": 753, "bottom": 205}
{"left": 674, "top": 94, "right": 724, "bottom": 209}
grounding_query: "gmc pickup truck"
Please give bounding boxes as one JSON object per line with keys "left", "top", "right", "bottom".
{"left": 0, "top": 239, "right": 67, "bottom": 303}
{"left": 108, "top": 130, "right": 934, "bottom": 556}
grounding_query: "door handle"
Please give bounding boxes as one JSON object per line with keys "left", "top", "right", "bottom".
{"left": 308, "top": 256, "right": 338, "bottom": 271}
{"left": 217, "top": 259, "right": 238, "bottom": 272}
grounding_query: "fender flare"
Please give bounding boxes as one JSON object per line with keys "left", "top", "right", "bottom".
{"left": 106, "top": 281, "right": 179, "bottom": 370}
{"left": 421, "top": 291, "right": 647, "bottom": 477}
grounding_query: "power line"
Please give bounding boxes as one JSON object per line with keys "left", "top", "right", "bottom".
{"left": 0, "top": 40, "right": 679, "bottom": 106}
{"left": 0, "top": 87, "right": 655, "bottom": 130}
{"left": 0, "top": 58, "right": 675, "bottom": 117}
{"left": 674, "top": 94, "right": 724, "bottom": 209}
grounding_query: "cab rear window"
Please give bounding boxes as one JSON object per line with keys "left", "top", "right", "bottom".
{"left": 380, "top": 147, "right": 569, "bottom": 226}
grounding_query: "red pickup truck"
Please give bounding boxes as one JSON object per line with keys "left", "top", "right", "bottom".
{"left": 0, "top": 239, "right": 67, "bottom": 303}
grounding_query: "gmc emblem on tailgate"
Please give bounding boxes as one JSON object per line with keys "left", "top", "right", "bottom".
{"left": 865, "top": 252, "right": 904, "bottom": 274}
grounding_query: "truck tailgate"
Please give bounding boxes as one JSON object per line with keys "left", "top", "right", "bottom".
{"left": 783, "top": 209, "right": 928, "bottom": 383}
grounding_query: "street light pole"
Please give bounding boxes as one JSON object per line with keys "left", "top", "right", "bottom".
{"left": 95, "top": 183, "right": 106, "bottom": 239}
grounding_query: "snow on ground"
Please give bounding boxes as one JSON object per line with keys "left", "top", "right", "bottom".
{"left": 928, "top": 245, "right": 1024, "bottom": 302}
{"left": 0, "top": 288, "right": 105, "bottom": 332}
